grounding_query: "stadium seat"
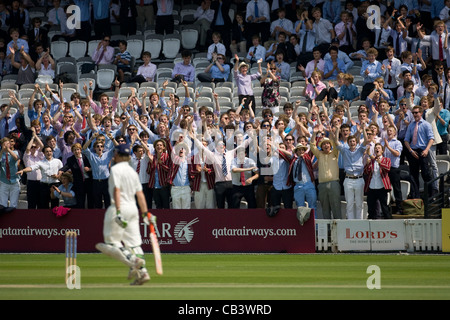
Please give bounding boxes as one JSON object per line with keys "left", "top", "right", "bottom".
{"left": 436, "top": 160, "right": 450, "bottom": 175}
{"left": 144, "top": 35, "right": 163, "bottom": 60}
{"left": 96, "top": 69, "right": 116, "bottom": 90}
{"left": 68, "top": 40, "right": 87, "bottom": 60}
{"left": 50, "top": 40, "right": 68, "bottom": 61}
{"left": 61, "top": 88, "right": 77, "bottom": 102}
{"left": 181, "top": 28, "right": 199, "bottom": 50}
{"left": 87, "top": 40, "right": 101, "bottom": 57}
{"left": 162, "top": 35, "right": 181, "bottom": 59}
{"left": 126, "top": 38, "right": 144, "bottom": 58}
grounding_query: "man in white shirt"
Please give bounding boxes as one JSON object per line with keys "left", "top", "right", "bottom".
{"left": 18, "top": 145, "right": 63, "bottom": 209}
{"left": 194, "top": 0, "right": 215, "bottom": 48}
{"left": 382, "top": 46, "right": 402, "bottom": 99}
{"left": 270, "top": 7, "right": 293, "bottom": 40}
{"left": 47, "top": 0, "right": 66, "bottom": 28}
{"left": 231, "top": 147, "right": 259, "bottom": 209}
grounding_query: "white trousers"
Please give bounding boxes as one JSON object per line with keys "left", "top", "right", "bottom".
{"left": 0, "top": 181, "right": 20, "bottom": 208}
{"left": 103, "top": 203, "right": 142, "bottom": 248}
{"left": 194, "top": 182, "right": 216, "bottom": 209}
{"left": 171, "top": 185, "right": 192, "bottom": 209}
{"left": 343, "top": 178, "right": 365, "bottom": 219}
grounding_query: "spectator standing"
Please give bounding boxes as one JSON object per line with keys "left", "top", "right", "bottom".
{"left": 147, "top": 138, "right": 172, "bottom": 209}
{"left": 0, "top": 137, "right": 20, "bottom": 209}
{"left": 311, "top": 126, "right": 342, "bottom": 219}
{"left": 91, "top": 0, "right": 112, "bottom": 38}
{"left": 404, "top": 106, "right": 436, "bottom": 197}
{"left": 335, "top": 125, "right": 369, "bottom": 220}
{"left": 364, "top": 143, "right": 392, "bottom": 219}
{"left": 82, "top": 132, "right": 116, "bottom": 209}
{"left": 58, "top": 143, "right": 94, "bottom": 209}
{"left": 190, "top": 139, "right": 216, "bottom": 209}
{"left": 230, "top": 11, "right": 249, "bottom": 57}
{"left": 23, "top": 130, "right": 44, "bottom": 209}
{"left": 245, "top": 0, "right": 271, "bottom": 47}
{"left": 18, "top": 145, "right": 63, "bottom": 209}
{"left": 193, "top": 0, "right": 215, "bottom": 49}
{"left": 233, "top": 55, "right": 262, "bottom": 112}
{"left": 209, "top": 0, "right": 232, "bottom": 54}
{"left": 119, "top": 0, "right": 137, "bottom": 36}
{"left": 231, "top": 146, "right": 259, "bottom": 209}
{"left": 135, "top": 0, "right": 154, "bottom": 33}
{"left": 155, "top": 0, "right": 174, "bottom": 36}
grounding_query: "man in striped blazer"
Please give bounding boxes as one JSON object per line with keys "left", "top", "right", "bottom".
{"left": 286, "top": 144, "right": 317, "bottom": 212}
{"left": 190, "top": 139, "right": 216, "bottom": 209}
{"left": 147, "top": 138, "right": 172, "bottom": 209}
{"left": 364, "top": 143, "right": 392, "bottom": 219}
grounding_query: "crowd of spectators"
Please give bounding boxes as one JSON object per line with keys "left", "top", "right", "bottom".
{"left": 0, "top": 0, "right": 450, "bottom": 220}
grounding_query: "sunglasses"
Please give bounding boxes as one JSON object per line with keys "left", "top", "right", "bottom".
{"left": 412, "top": 111, "right": 420, "bottom": 114}
{"left": 96, "top": 145, "right": 104, "bottom": 148}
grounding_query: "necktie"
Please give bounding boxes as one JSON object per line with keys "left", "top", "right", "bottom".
{"left": 96, "top": 48, "right": 105, "bottom": 64}
{"left": 140, "top": 0, "right": 144, "bottom": 6}
{"left": 137, "top": 158, "right": 141, "bottom": 174}
{"left": 222, "top": 153, "right": 227, "bottom": 177}
{"left": 311, "top": 0, "right": 316, "bottom": 7}
{"left": 302, "top": 32, "right": 308, "bottom": 54}
{"left": 77, "top": 157, "right": 84, "bottom": 181}
{"left": 345, "top": 24, "right": 351, "bottom": 46}
{"left": 5, "top": 154, "right": 10, "bottom": 180}
{"left": 254, "top": 1, "right": 259, "bottom": 18}
{"left": 214, "top": 45, "right": 218, "bottom": 54}
{"left": 240, "top": 164, "right": 246, "bottom": 186}
{"left": 161, "top": 0, "right": 167, "bottom": 13}
{"left": 396, "top": 33, "right": 401, "bottom": 57}
{"left": 296, "top": 157, "right": 303, "bottom": 182}
{"left": 4, "top": 116, "right": 9, "bottom": 136}
{"left": 388, "top": 61, "right": 392, "bottom": 85}
{"left": 35, "top": 28, "right": 39, "bottom": 41}
{"left": 82, "top": 115, "right": 86, "bottom": 129}
{"left": 292, "top": 0, "right": 296, "bottom": 10}
{"left": 412, "top": 121, "right": 418, "bottom": 146}
{"left": 439, "top": 35, "right": 444, "bottom": 61}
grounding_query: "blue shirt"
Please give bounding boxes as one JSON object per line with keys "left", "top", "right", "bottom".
{"left": 0, "top": 111, "right": 20, "bottom": 139}
{"left": 173, "top": 159, "right": 190, "bottom": 187}
{"left": 74, "top": 0, "right": 91, "bottom": 22}
{"left": 404, "top": 118, "right": 435, "bottom": 150}
{"left": 82, "top": 148, "right": 113, "bottom": 179}
{"left": 337, "top": 144, "right": 366, "bottom": 176}
{"left": 292, "top": 158, "right": 312, "bottom": 184}
{"left": 382, "top": 138, "right": 402, "bottom": 168}
{"left": 361, "top": 60, "right": 383, "bottom": 84}
{"left": 339, "top": 84, "right": 359, "bottom": 101}
{"left": 54, "top": 183, "right": 77, "bottom": 206}
{"left": 271, "top": 156, "right": 290, "bottom": 190}
{"left": 0, "top": 150, "right": 19, "bottom": 184}
{"left": 91, "top": 0, "right": 110, "bottom": 20}
{"left": 437, "top": 109, "right": 450, "bottom": 135}
{"left": 210, "top": 63, "right": 230, "bottom": 81}
{"left": 324, "top": 58, "right": 346, "bottom": 80}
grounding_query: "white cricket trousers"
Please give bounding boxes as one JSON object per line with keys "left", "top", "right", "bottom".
{"left": 194, "top": 182, "right": 215, "bottom": 209}
{"left": 0, "top": 181, "right": 20, "bottom": 208}
{"left": 171, "top": 185, "right": 192, "bottom": 209}
{"left": 103, "top": 203, "right": 142, "bottom": 248}
{"left": 343, "top": 178, "right": 365, "bottom": 220}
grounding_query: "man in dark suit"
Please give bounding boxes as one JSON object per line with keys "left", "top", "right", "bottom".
{"left": 27, "top": 17, "right": 49, "bottom": 54}
{"left": 58, "top": 144, "right": 94, "bottom": 209}
{"left": 119, "top": 0, "right": 137, "bottom": 36}
{"left": 210, "top": 0, "right": 232, "bottom": 57}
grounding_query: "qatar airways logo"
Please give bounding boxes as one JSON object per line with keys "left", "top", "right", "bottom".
{"left": 345, "top": 228, "right": 398, "bottom": 240}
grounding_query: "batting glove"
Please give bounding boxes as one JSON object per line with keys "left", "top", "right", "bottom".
{"left": 115, "top": 210, "right": 128, "bottom": 228}
{"left": 143, "top": 212, "right": 157, "bottom": 226}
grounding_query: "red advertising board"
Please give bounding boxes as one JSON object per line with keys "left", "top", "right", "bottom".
{"left": 0, "top": 209, "right": 315, "bottom": 253}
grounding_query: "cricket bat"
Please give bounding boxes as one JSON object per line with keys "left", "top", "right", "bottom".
{"left": 148, "top": 213, "right": 163, "bottom": 275}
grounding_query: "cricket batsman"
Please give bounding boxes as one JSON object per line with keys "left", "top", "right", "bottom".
{"left": 95, "top": 143, "right": 156, "bottom": 285}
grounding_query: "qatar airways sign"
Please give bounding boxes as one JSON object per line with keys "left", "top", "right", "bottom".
{"left": 337, "top": 220, "right": 406, "bottom": 251}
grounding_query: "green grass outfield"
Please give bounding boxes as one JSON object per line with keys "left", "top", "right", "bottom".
{"left": 1, "top": 253, "right": 450, "bottom": 300}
